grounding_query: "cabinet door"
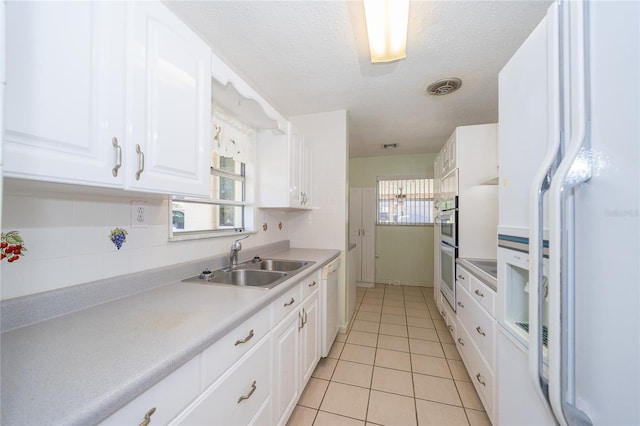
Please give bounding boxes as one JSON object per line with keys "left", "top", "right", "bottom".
{"left": 300, "top": 291, "right": 320, "bottom": 387}
{"left": 4, "top": 1, "right": 125, "bottom": 188}
{"left": 272, "top": 311, "right": 301, "bottom": 426}
{"left": 301, "top": 139, "right": 313, "bottom": 207}
{"left": 288, "top": 124, "right": 303, "bottom": 207}
{"left": 360, "top": 187, "right": 376, "bottom": 283}
{"left": 127, "top": 2, "right": 211, "bottom": 197}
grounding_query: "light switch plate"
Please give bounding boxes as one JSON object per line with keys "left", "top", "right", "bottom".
{"left": 131, "top": 201, "right": 148, "bottom": 228}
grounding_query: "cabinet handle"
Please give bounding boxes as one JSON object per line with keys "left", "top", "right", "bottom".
{"left": 112, "top": 137, "right": 122, "bottom": 177}
{"left": 298, "top": 311, "right": 304, "bottom": 331}
{"left": 448, "top": 325, "right": 454, "bottom": 332}
{"left": 358, "top": 229, "right": 361, "bottom": 236}
{"left": 476, "top": 326, "right": 486, "bottom": 336}
{"left": 234, "top": 329, "right": 254, "bottom": 346}
{"left": 362, "top": 229, "right": 365, "bottom": 237}
{"left": 303, "top": 308, "right": 308, "bottom": 325}
{"left": 138, "top": 407, "right": 156, "bottom": 426}
{"left": 284, "top": 297, "right": 295, "bottom": 307}
{"left": 476, "top": 373, "right": 486, "bottom": 386}
{"left": 457, "top": 274, "right": 465, "bottom": 280}
{"left": 237, "top": 380, "right": 257, "bottom": 403}
{"left": 457, "top": 337, "right": 465, "bottom": 346}
{"left": 457, "top": 301, "right": 464, "bottom": 308}
{"left": 308, "top": 281, "right": 317, "bottom": 287}
{"left": 474, "top": 289, "right": 485, "bottom": 298}
{"left": 441, "top": 311, "right": 446, "bottom": 318}
{"left": 135, "top": 144, "right": 145, "bottom": 180}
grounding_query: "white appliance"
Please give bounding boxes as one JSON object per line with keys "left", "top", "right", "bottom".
{"left": 497, "top": 1, "right": 639, "bottom": 425}
{"left": 439, "top": 241, "right": 457, "bottom": 311}
{"left": 321, "top": 257, "right": 341, "bottom": 357}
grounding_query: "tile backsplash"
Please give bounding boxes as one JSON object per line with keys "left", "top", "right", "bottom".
{"left": 1, "top": 184, "right": 289, "bottom": 300}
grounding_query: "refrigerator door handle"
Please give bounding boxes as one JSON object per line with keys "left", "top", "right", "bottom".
{"left": 548, "top": 1, "right": 593, "bottom": 425}
{"left": 528, "top": 0, "right": 562, "bottom": 413}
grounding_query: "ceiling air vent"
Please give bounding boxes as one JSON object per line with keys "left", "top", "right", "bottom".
{"left": 426, "top": 78, "right": 462, "bottom": 96}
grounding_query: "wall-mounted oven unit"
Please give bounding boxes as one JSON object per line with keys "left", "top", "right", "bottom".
{"left": 439, "top": 196, "right": 458, "bottom": 309}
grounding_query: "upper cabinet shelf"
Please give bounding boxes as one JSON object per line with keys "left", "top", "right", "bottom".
{"left": 211, "top": 53, "right": 287, "bottom": 134}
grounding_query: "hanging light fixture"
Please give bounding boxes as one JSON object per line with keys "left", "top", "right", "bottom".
{"left": 363, "top": 0, "right": 410, "bottom": 63}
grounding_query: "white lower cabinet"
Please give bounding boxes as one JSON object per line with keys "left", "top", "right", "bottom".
{"left": 272, "top": 284, "right": 321, "bottom": 426}
{"left": 99, "top": 356, "right": 201, "bottom": 426}
{"left": 172, "top": 336, "right": 271, "bottom": 425}
{"left": 101, "top": 273, "right": 324, "bottom": 426}
{"left": 453, "top": 265, "right": 498, "bottom": 424}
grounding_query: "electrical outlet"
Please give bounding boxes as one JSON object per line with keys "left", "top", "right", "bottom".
{"left": 131, "top": 201, "right": 148, "bottom": 228}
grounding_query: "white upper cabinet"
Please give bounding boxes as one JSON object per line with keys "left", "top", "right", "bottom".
{"left": 4, "top": 1, "right": 211, "bottom": 197}
{"left": 257, "top": 122, "right": 313, "bottom": 210}
{"left": 125, "top": 2, "right": 211, "bottom": 196}
{"left": 4, "top": 1, "right": 126, "bottom": 188}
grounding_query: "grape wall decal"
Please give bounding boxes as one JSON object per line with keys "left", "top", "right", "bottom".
{"left": 109, "top": 228, "right": 128, "bottom": 250}
{"left": 1, "top": 231, "right": 27, "bottom": 263}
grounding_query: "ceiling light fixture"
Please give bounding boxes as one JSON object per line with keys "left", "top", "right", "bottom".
{"left": 363, "top": 0, "right": 410, "bottom": 63}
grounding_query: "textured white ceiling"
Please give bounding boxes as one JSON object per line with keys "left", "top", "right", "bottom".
{"left": 165, "top": 0, "right": 552, "bottom": 157}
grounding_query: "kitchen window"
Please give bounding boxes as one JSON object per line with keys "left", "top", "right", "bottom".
{"left": 377, "top": 177, "right": 434, "bottom": 225}
{"left": 170, "top": 109, "right": 255, "bottom": 240}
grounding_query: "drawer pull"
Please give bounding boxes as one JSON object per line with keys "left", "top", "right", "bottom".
{"left": 138, "top": 407, "right": 156, "bottom": 426}
{"left": 476, "top": 326, "right": 486, "bottom": 336}
{"left": 476, "top": 373, "right": 487, "bottom": 386}
{"left": 441, "top": 311, "right": 446, "bottom": 318}
{"left": 474, "top": 289, "right": 485, "bottom": 298}
{"left": 237, "top": 380, "right": 257, "bottom": 403}
{"left": 448, "top": 325, "right": 454, "bottom": 332}
{"left": 234, "top": 329, "right": 255, "bottom": 346}
{"left": 457, "top": 274, "right": 465, "bottom": 280}
{"left": 309, "top": 280, "right": 317, "bottom": 287}
{"left": 457, "top": 301, "right": 464, "bottom": 308}
{"left": 284, "top": 297, "right": 295, "bottom": 307}
{"left": 457, "top": 337, "right": 465, "bottom": 346}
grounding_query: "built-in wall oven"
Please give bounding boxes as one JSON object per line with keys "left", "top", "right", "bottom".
{"left": 439, "top": 197, "right": 458, "bottom": 310}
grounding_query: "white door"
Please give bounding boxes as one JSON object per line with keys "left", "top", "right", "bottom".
{"left": 126, "top": 2, "right": 211, "bottom": 197}
{"left": 360, "top": 187, "right": 376, "bottom": 283}
{"left": 4, "top": 1, "right": 126, "bottom": 188}
{"left": 349, "top": 187, "right": 376, "bottom": 284}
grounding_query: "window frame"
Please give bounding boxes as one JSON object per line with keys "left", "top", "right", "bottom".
{"left": 376, "top": 176, "right": 435, "bottom": 226}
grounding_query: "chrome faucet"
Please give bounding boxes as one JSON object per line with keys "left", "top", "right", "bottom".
{"left": 229, "top": 235, "right": 249, "bottom": 269}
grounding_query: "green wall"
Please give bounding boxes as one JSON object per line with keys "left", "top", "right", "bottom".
{"left": 349, "top": 153, "right": 437, "bottom": 287}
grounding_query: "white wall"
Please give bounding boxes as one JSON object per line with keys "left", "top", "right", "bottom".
{"left": 0, "top": 181, "right": 290, "bottom": 300}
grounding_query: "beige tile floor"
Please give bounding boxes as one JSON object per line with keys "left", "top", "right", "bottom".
{"left": 287, "top": 284, "right": 492, "bottom": 426}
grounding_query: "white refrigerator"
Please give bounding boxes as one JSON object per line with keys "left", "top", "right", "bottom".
{"left": 497, "top": 1, "right": 639, "bottom": 425}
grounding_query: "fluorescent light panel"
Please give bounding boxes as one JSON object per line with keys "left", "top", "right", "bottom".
{"left": 363, "top": 0, "right": 410, "bottom": 63}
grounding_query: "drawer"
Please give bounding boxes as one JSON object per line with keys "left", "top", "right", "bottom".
{"left": 301, "top": 270, "right": 321, "bottom": 300}
{"left": 272, "top": 283, "right": 302, "bottom": 325}
{"left": 456, "top": 322, "right": 495, "bottom": 420}
{"left": 456, "top": 266, "right": 471, "bottom": 291}
{"left": 456, "top": 283, "right": 495, "bottom": 367}
{"left": 172, "top": 336, "right": 271, "bottom": 426}
{"left": 468, "top": 275, "right": 496, "bottom": 317}
{"left": 100, "top": 356, "right": 200, "bottom": 426}
{"left": 201, "top": 305, "right": 271, "bottom": 389}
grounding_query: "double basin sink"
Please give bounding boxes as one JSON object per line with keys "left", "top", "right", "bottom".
{"left": 182, "top": 258, "right": 314, "bottom": 289}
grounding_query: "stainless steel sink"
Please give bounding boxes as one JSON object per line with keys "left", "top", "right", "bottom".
{"left": 183, "top": 269, "right": 288, "bottom": 289}
{"left": 241, "top": 259, "right": 311, "bottom": 272}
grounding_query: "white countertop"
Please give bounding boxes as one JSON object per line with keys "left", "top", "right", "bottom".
{"left": 0, "top": 248, "right": 339, "bottom": 426}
